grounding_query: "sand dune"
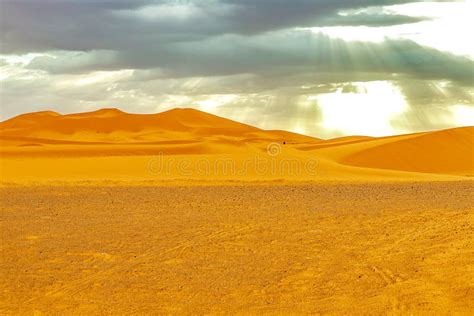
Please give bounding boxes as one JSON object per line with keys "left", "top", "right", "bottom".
{"left": 0, "top": 108, "right": 473, "bottom": 183}
{"left": 0, "top": 108, "right": 314, "bottom": 144}
{"left": 312, "top": 127, "right": 474, "bottom": 176}
{"left": 342, "top": 127, "right": 473, "bottom": 175}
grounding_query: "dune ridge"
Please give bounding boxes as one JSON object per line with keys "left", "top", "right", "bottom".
{"left": 1, "top": 108, "right": 473, "bottom": 183}
{"left": 0, "top": 108, "right": 294, "bottom": 143}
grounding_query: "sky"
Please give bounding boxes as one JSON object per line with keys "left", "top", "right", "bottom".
{"left": 0, "top": 0, "right": 473, "bottom": 138}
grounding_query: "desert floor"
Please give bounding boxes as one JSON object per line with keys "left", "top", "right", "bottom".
{"left": 1, "top": 181, "right": 473, "bottom": 314}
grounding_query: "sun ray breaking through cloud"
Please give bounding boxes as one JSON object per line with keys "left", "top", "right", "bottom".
{"left": 0, "top": 0, "right": 472, "bottom": 137}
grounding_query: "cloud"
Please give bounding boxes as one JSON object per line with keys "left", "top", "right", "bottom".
{"left": 24, "top": 31, "right": 474, "bottom": 86}
{"left": 26, "top": 50, "right": 120, "bottom": 74}
{"left": 0, "top": 0, "right": 444, "bottom": 54}
{"left": 389, "top": 79, "right": 474, "bottom": 132}
{"left": 7, "top": 0, "right": 471, "bottom": 86}
{"left": 316, "top": 13, "right": 429, "bottom": 27}
{"left": 0, "top": 0, "right": 471, "bottom": 137}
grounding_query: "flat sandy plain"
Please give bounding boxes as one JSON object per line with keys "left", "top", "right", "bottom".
{"left": 1, "top": 182, "right": 473, "bottom": 314}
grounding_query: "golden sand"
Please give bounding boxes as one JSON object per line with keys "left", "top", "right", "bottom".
{"left": 1, "top": 183, "right": 473, "bottom": 314}
{"left": 0, "top": 108, "right": 472, "bottom": 184}
{"left": 0, "top": 109, "right": 473, "bottom": 314}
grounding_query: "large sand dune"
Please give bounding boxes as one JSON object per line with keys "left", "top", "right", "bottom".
{"left": 0, "top": 108, "right": 473, "bottom": 184}
{"left": 313, "top": 127, "right": 474, "bottom": 176}
{"left": 0, "top": 108, "right": 315, "bottom": 143}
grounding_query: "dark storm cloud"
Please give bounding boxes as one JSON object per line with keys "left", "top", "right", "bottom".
{"left": 4, "top": 0, "right": 469, "bottom": 85}
{"left": 25, "top": 32, "right": 474, "bottom": 85}
{"left": 0, "top": 0, "right": 443, "bottom": 53}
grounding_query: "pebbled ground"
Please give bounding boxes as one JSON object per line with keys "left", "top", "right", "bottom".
{"left": 1, "top": 182, "right": 473, "bottom": 314}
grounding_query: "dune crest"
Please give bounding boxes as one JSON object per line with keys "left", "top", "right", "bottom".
{"left": 69, "top": 108, "right": 126, "bottom": 118}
